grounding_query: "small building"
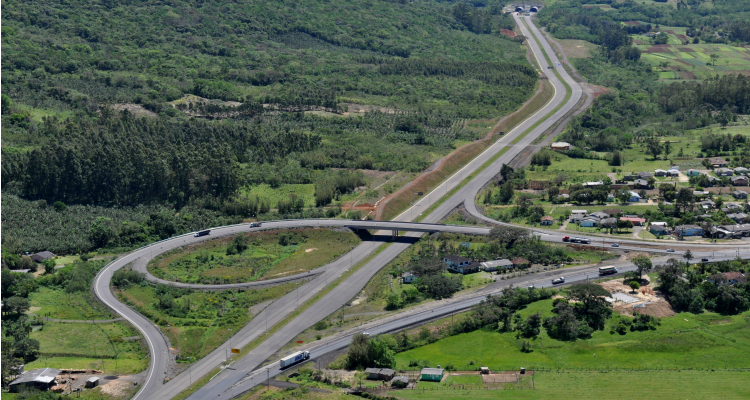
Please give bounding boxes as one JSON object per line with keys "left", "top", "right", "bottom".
{"left": 650, "top": 225, "right": 668, "bottom": 236}
{"left": 391, "top": 376, "right": 410, "bottom": 388}
{"left": 29, "top": 251, "right": 55, "bottom": 263}
{"left": 512, "top": 257, "right": 530, "bottom": 268}
{"left": 667, "top": 169, "right": 680, "bottom": 177}
{"left": 726, "top": 213, "right": 748, "bottom": 223}
{"left": 365, "top": 368, "right": 396, "bottom": 381}
{"left": 420, "top": 367, "right": 445, "bottom": 382}
{"left": 674, "top": 225, "right": 704, "bottom": 237}
{"left": 734, "top": 167, "right": 749, "bottom": 174}
{"left": 722, "top": 272, "right": 747, "bottom": 285}
{"left": 628, "top": 191, "right": 641, "bottom": 202}
{"left": 654, "top": 169, "right": 668, "bottom": 177}
{"left": 402, "top": 272, "right": 417, "bottom": 284}
{"left": 9, "top": 368, "right": 62, "bottom": 393}
{"left": 556, "top": 193, "right": 570, "bottom": 201}
{"left": 633, "top": 179, "right": 650, "bottom": 189}
{"left": 720, "top": 224, "right": 750, "bottom": 237}
{"left": 730, "top": 176, "right": 749, "bottom": 186}
{"left": 732, "top": 190, "right": 747, "bottom": 199}
{"left": 540, "top": 215, "right": 554, "bottom": 225}
{"left": 550, "top": 142, "right": 572, "bottom": 150}
{"left": 580, "top": 216, "right": 600, "bottom": 227}
{"left": 569, "top": 212, "right": 587, "bottom": 223}
{"left": 686, "top": 169, "right": 702, "bottom": 177}
{"left": 480, "top": 259, "right": 513, "bottom": 272}
{"left": 583, "top": 181, "right": 603, "bottom": 188}
{"left": 708, "top": 157, "right": 728, "bottom": 168}
{"left": 85, "top": 377, "right": 100, "bottom": 388}
{"left": 571, "top": 209, "right": 588, "bottom": 214}
{"left": 637, "top": 171, "right": 654, "bottom": 179}
{"left": 480, "top": 367, "right": 490, "bottom": 374}
{"left": 620, "top": 216, "right": 646, "bottom": 226}
{"left": 600, "top": 217, "right": 618, "bottom": 228}
{"left": 715, "top": 168, "right": 733, "bottom": 177}
{"left": 444, "top": 255, "right": 472, "bottom": 270}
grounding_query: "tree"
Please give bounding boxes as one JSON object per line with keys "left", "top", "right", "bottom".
{"left": 346, "top": 333, "right": 370, "bottom": 370}
{"left": 517, "top": 312, "right": 542, "bottom": 338}
{"left": 629, "top": 280, "right": 640, "bottom": 293}
{"left": 42, "top": 259, "right": 56, "bottom": 274}
{"left": 683, "top": 249, "right": 693, "bottom": 264}
{"left": 609, "top": 151, "right": 622, "bottom": 166}
{"left": 663, "top": 140, "right": 671, "bottom": 159}
{"left": 632, "top": 256, "right": 653, "bottom": 279}
{"left": 709, "top": 53, "right": 719, "bottom": 66}
{"left": 676, "top": 188, "right": 694, "bottom": 212}
{"left": 367, "top": 337, "right": 396, "bottom": 368}
{"left": 3, "top": 296, "right": 30, "bottom": 315}
{"left": 645, "top": 137, "right": 663, "bottom": 160}
{"left": 496, "top": 180, "right": 515, "bottom": 204}
{"left": 89, "top": 216, "right": 114, "bottom": 248}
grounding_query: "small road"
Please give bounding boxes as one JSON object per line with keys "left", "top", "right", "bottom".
{"left": 42, "top": 317, "right": 124, "bottom": 323}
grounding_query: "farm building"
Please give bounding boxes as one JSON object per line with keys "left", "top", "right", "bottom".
{"left": 9, "top": 368, "right": 61, "bottom": 393}
{"left": 29, "top": 251, "right": 55, "bottom": 263}
{"left": 708, "top": 157, "right": 728, "bottom": 168}
{"left": 540, "top": 215, "right": 554, "bottom": 225}
{"left": 480, "top": 259, "right": 513, "bottom": 272}
{"left": 674, "top": 225, "right": 704, "bottom": 237}
{"left": 420, "top": 367, "right": 445, "bottom": 382}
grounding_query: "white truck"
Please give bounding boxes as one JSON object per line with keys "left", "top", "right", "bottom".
{"left": 279, "top": 351, "right": 309, "bottom": 369}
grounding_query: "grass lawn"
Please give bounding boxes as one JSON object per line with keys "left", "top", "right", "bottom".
{"left": 148, "top": 228, "right": 359, "bottom": 284}
{"left": 395, "top": 299, "right": 750, "bottom": 372}
{"left": 27, "top": 321, "right": 147, "bottom": 374}
{"left": 117, "top": 282, "right": 295, "bottom": 360}
{"left": 395, "top": 370, "right": 750, "bottom": 400}
{"left": 240, "top": 183, "right": 317, "bottom": 208}
{"left": 28, "top": 287, "right": 114, "bottom": 320}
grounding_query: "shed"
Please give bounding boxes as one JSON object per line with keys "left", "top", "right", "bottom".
{"left": 480, "top": 367, "right": 489, "bottom": 374}
{"left": 402, "top": 272, "right": 417, "bottom": 284}
{"left": 9, "top": 368, "right": 61, "bottom": 393}
{"left": 685, "top": 169, "right": 702, "bottom": 177}
{"left": 30, "top": 251, "right": 55, "bottom": 263}
{"left": 85, "top": 377, "right": 100, "bottom": 388}
{"left": 420, "top": 367, "right": 445, "bottom": 382}
{"left": 391, "top": 376, "right": 409, "bottom": 388}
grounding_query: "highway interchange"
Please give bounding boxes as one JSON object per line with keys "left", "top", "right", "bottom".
{"left": 91, "top": 15, "right": 750, "bottom": 400}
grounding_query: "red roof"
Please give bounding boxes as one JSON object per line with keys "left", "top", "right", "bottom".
{"left": 541, "top": 216, "right": 554, "bottom": 221}
{"left": 723, "top": 272, "right": 745, "bottom": 281}
{"left": 619, "top": 217, "right": 646, "bottom": 223}
{"left": 512, "top": 257, "right": 530, "bottom": 265}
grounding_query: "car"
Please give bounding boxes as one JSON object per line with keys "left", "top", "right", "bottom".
{"left": 667, "top": 249, "right": 675, "bottom": 252}
{"left": 611, "top": 243, "right": 620, "bottom": 247}
{"left": 701, "top": 258, "right": 709, "bottom": 262}
{"left": 552, "top": 277, "right": 565, "bottom": 285}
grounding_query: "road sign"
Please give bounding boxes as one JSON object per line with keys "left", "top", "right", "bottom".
{"left": 231, "top": 348, "right": 240, "bottom": 354}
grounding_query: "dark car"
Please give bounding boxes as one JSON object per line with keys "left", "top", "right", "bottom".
{"left": 666, "top": 249, "right": 675, "bottom": 252}
{"left": 701, "top": 258, "right": 709, "bottom": 262}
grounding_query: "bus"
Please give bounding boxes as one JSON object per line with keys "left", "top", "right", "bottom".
{"left": 194, "top": 230, "right": 210, "bottom": 238}
{"left": 598, "top": 266, "right": 618, "bottom": 276}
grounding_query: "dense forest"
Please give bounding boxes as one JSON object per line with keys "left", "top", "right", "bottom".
{"left": 1, "top": 0, "right": 537, "bottom": 254}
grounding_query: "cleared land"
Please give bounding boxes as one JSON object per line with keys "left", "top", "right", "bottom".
{"left": 28, "top": 287, "right": 115, "bottom": 320}
{"left": 148, "top": 229, "right": 359, "bottom": 284}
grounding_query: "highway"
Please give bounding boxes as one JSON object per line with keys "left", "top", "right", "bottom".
{"left": 90, "top": 16, "right": 748, "bottom": 400}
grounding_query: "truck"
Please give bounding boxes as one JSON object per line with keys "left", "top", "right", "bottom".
{"left": 562, "top": 236, "right": 570, "bottom": 242}
{"left": 280, "top": 351, "right": 310, "bottom": 369}
{"left": 194, "top": 230, "right": 210, "bottom": 238}
{"left": 249, "top": 222, "right": 262, "bottom": 228}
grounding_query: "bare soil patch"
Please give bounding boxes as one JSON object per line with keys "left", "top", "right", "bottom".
{"left": 598, "top": 279, "right": 675, "bottom": 318}
{"left": 643, "top": 45, "right": 670, "bottom": 53}
{"left": 500, "top": 29, "right": 517, "bottom": 38}
{"left": 109, "top": 103, "right": 157, "bottom": 117}
{"left": 341, "top": 103, "right": 398, "bottom": 115}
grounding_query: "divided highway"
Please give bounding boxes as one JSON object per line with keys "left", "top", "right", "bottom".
{"left": 91, "top": 16, "right": 747, "bottom": 400}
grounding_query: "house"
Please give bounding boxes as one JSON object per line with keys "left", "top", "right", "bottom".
{"left": 512, "top": 257, "right": 530, "bottom": 268}
{"left": 402, "top": 272, "right": 417, "bottom": 284}
{"left": 708, "top": 157, "right": 728, "bottom": 168}
{"left": 29, "top": 251, "right": 55, "bottom": 263}
{"left": 667, "top": 169, "right": 680, "bottom": 177}
{"left": 580, "top": 216, "right": 601, "bottom": 227}
{"left": 570, "top": 212, "right": 587, "bottom": 223}
{"left": 730, "top": 176, "right": 749, "bottom": 186}
{"left": 634, "top": 179, "right": 650, "bottom": 189}
{"left": 650, "top": 225, "right": 668, "bottom": 235}
{"left": 583, "top": 181, "right": 604, "bottom": 188}
{"left": 550, "top": 142, "right": 572, "bottom": 150}
{"left": 444, "top": 255, "right": 479, "bottom": 274}
{"left": 365, "top": 368, "right": 396, "bottom": 381}
{"left": 722, "top": 272, "right": 747, "bottom": 285}
{"left": 481, "top": 259, "right": 513, "bottom": 272}
{"left": 638, "top": 171, "right": 654, "bottom": 179}
{"left": 698, "top": 200, "right": 715, "bottom": 209}
{"left": 654, "top": 169, "right": 668, "bottom": 177}
{"left": 734, "top": 167, "right": 749, "bottom": 175}
{"left": 732, "top": 190, "right": 747, "bottom": 199}
{"left": 421, "top": 367, "right": 445, "bottom": 382}
{"left": 540, "top": 215, "right": 554, "bottom": 225}
{"left": 590, "top": 211, "right": 610, "bottom": 219}
{"left": 9, "top": 368, "right": 61, "bottom": 393}
{"left": 720, "top": 224, "right": 750, "bottom": 237}
{"left": 628, "top": 191, "right": 641, "bottom": 202}
{"left": 600, "top": 217, "right": 618, "bottom": 228}
{"left": 686, "top": 169, "right": 702, "bottom": 177}
{"left": 391, "top": 376, "right": 410, "bottom": 388}
{"left": 715, "top": 168, "right": 733, "bottom": 177}
{"left": 623, "top": 173, "right": 637, "bottom": 181}
{"left": 707, "top": 175, "right": 721, "bottom": 186}
{"left": 726, "top": 213, "right": 748, "bottom": 223}
{"left": 674, "top": 225, "right": 704, "bottom": 237}
{"left": 556, "top": 193, "right": 570, "bottom": 201}
{"left": 620, "top": 216, "right": 646, "bottom": 226}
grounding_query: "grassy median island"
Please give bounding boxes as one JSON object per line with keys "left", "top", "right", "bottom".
{"left": 147, "top": 229, "right": 360, "bottom": 285}
{"left": 115, "top": 281, "right": 296, "bottom": 361}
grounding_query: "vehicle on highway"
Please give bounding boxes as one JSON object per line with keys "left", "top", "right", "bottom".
{"left": 562, "top": 236, "right": 570, "bottom": 242}
{"left": 701, "top": 258, "right": 709, "bottom": 262}
{"left": 280, "top": 351, "right": 310, "bottom": 369}
{"left": 667, "top": 249, "right": 675, "bottom": 252}
{"left": 611, "top": 243, "right": 619, "bottom": 247}
{"left": 598, "top": 266, "right": 618, "bottom": 276}
{"left": 566, "top": 237, "right": 591, "bottom": 244}
{"left": 552, "top": 277, "right": 565, "bottom": 284}
{"left": 194, "top": 230, "right": 211, "bottom": 237}
{"left": 249, "top": 222, "right": 262, "bottom": 227}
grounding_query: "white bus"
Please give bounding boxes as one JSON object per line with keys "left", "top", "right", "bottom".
{"left": 598, "top": 266, "right": 618, "bottom": 276}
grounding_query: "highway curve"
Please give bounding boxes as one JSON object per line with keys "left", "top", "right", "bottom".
{"left": 91, "top": 16, "right": 745, "bottom": 400}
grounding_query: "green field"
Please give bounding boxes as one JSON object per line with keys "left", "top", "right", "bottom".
{"left": 394, "top": 370, "right": 750, "bottom": 400}
{"left": 395, "top": 299, "right": 750, "bottom": 372}
{"left": 27, "top": 321, "right": 148, "bottom": 375}
{"left": 148, "top": 229, "right": 359, "bottom": 284}
{"left": 28, "top": 287, "right": 114, "bottom": 320}
{"left": 117, "top": 282, "right": 295, "bottom": 360}
{"left": 633, "top": 29, "right": 750, "bottom": 81}
{"left": 240, "top": 184, "right": 317, "bottom": 209}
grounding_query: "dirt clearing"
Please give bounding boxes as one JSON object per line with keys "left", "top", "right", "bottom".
{"left": 599, "top": 278, "right": 675, "bottom": 318}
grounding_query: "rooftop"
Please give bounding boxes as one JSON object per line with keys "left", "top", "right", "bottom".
{"left": 10, "top": 368, "right": 61, "bottom": 385}
{"left": 421, "top": 368, "right": 445, "bottom": 375}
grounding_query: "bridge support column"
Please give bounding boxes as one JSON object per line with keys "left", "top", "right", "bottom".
{"left": 392, "top": 230, "right": 398, "bottom": 241}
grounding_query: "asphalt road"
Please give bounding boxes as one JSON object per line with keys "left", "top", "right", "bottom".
{"left": 91, "top": 16, "right": 748, "bottom": 400}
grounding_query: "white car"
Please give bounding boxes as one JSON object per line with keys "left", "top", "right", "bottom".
{"left": 552, "top": 277, "right": 565, "bottom": 285}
